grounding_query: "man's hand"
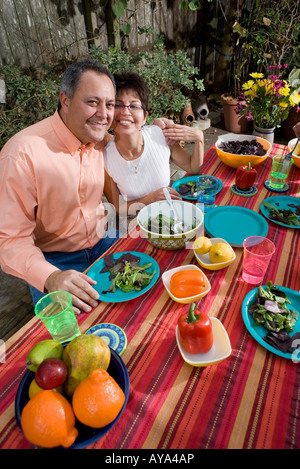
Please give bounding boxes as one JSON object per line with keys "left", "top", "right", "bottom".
{"left": 44, "top": 270, "right": 99, "bottom": 315}
{"left": 293, "top": 122, "right": 300, "bottom": 138}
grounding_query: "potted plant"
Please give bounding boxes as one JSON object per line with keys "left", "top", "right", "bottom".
{"left": 235, "top": 65, "right": 300, "bottom": 144}
{"left": 282, "top": 68, "right": 300, "bottom": 140}
{"left": 220, "top": 93, "right": 250, "bottom": 134}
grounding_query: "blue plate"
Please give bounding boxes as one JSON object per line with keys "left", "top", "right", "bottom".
{"left": 172, "top": 175, "right": 223, "bottom": 200}
{"left": 15, "top": 348, "right": 130, "bottom": 449}
{"left": 204, "top": 206, "right": 269, "bottom": 247}
{"left": 242, "top": 286, "right": 300, "bottom": 360}
{"left": 260, "top": 195, "right": 300, "bottom": 229}
{"left": 86, "top": 323, "right": 127, "bottom": 356}
{"left": 86, "top": 251, "right": 160, "bottom": 303}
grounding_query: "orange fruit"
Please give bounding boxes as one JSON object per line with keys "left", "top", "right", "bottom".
{"left": 20, "top": 390, "right": 78, "bottom": 448}
{"left": 72, "top": 369, "right": 125, "bottom": 428}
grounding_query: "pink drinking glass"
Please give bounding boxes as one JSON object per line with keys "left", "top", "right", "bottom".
{"left": 242, "top": 236, "right": 276, "bottom": 285}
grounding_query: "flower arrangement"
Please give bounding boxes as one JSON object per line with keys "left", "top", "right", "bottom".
{"left": 235, "top": 65, "right": 300, "bottom": 129}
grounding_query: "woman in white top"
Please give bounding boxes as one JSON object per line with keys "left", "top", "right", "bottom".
{"left": 104, "top": 71, "right": 204, "bottom": 217}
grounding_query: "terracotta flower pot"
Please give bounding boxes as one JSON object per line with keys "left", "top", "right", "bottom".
{"left": 181, "top": 102, "right": 195, "bottom": 125}
{"left": 221, "top": 94, "right": 250, "bottom": 134}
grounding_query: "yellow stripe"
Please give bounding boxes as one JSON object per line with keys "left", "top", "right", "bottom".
{"left": 0, "top": 403, "right": 16, "bottom": 445}
{"left": 145, "top": 365, "right": 197, "bottom": 449}
{"left": 120, "top": 342, "right": 179, "bottom": 449}
{"left": 227, "top": 347, "right": 270, "bottom": 449}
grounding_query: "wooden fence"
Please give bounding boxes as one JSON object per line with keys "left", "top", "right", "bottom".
{"left": 0, "top": 0, "right": 250, "bottom": 95}
{"left": 0, "top": 0, "right": 200, "bottom": 67}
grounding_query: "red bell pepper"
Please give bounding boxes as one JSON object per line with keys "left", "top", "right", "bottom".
{"left": 235, "top": 162, "right": 257, "bottom": 190}
{"left": 178, "top": 303, "right": 213, "bottom": 354}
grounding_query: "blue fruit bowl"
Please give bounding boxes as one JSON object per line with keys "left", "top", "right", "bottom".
{"left": 15, "top": 348, "right": 130, "bottom": 449}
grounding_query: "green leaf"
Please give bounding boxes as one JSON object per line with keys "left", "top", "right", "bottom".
{"left": 121, "top": 23, "right": 131, "bottom": 35}
{"left": 188, "top": 0, "right": 202, "bottom": 10}
{"left": 99, "top": 0, "right": 108, "bottom": 6}
{"left": 112, "top": 0, "right": 128, "bottom": 19}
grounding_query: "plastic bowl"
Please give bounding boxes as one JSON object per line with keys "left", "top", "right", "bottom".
{"left": 193, "top": 237, "right": 236, "bottom": 271}
{"left": 15, "top": 348, "right": 130, "bottom": 449}
{"left": 176, "top": 319, "right": 232, "bottom": 367}
{"left": 215, "top": 133, "right": 271, "bottom": 168}
{"left": 137, "top": 200, "right": 204, "bottom": 250}
{"left": 162, "top": 264, "right": 211, "bottom": 304}
{"left": 288, "top": 138, "right": 300, "bottom": 168}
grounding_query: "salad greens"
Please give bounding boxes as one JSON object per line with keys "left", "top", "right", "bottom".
{"left": 249, "top": 280, "right": 298, "bottom": 333}
{"left": 100, "top": 253, "right": 156, "bottom": 294}
{"left": 145, "top": 213, "right": 198, "bottom": 235}
{"left": 179, "top": 181, "right": 197, "bottom": 196}
{"left": 262, "top": 201, "right": 300, "bottom": 226}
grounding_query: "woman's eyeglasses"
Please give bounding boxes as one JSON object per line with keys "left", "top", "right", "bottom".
{"left": 114, "top": 103, "right": 144, "bottom": 112}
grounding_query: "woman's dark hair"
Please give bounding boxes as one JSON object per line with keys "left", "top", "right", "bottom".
{"left": 114, "top": 71, "right": 149, "bottom": 114}
{"left": 58, "top": 59, "right": 116, "bottom": 110}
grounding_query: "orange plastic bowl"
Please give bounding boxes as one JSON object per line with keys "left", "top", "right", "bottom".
{"left": 215, "top": 134, "right": 272, "bottom": 168}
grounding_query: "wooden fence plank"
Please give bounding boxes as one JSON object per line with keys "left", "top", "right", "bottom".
{"left": 0, "top": 0, "right": 212, "bottom": 72}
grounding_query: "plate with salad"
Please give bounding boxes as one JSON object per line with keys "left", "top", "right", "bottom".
{"left": 242, "top": 281, "right": 300, "bottom": 359}
{"left": 86, "top": 251, "right": 160, "bottom": 303}
{"left": 260, "top": 195, "right": 300, "bottom": 228}
{"left": 172, "top": 175, "right": 223, "bottom": 200}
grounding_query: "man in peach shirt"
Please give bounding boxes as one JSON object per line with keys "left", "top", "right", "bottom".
{"left": 0, "top": 59, "right": 120, "bottom": 314}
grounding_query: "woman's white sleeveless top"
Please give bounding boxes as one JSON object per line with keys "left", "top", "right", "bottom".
{"left": 104, "top": 125, "right": 171, "bottom": 201}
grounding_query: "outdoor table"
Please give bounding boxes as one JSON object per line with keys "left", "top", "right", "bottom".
{"left": 0, "top": 142, "right": 299, "bottom": 450}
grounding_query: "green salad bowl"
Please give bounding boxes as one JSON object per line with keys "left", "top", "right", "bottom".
{"left": 137, "top": 200, "right": 204, "bottom": 250}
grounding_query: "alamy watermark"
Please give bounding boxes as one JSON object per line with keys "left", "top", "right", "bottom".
{"left": 95, "top": 196, "right": 205, "bottom": 248}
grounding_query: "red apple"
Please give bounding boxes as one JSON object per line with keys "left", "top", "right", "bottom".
{"left": 35, "top": 358, "right": 67, "bottom": 390}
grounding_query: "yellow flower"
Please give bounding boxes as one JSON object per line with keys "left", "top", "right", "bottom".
{"left": 249, "top": 72, "right": 264, "bottom": 79}
{"left": 279, "top": 102, "right": 288, "bottom": 109}
{"left": 242, "top": 80, "right": 255, "bottom": 90}
{"left": 264, "top": 83, "right": 274, "bottom": 95}
{"left": 289, "top": 91, "right": 300, "bottom": 106}
{"left": 278, "top": 85, "right": 290, "bottom": 97}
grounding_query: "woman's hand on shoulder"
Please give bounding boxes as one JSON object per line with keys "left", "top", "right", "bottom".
{"left": 152, "top": 117, "right": 175, "bottom": 129}
{"left": 162, "top": 124, "right": 204, "bottom": 146}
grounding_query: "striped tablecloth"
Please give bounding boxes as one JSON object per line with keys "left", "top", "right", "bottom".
{"left": 1, "top": 143, "right": 299, "bottom": 449}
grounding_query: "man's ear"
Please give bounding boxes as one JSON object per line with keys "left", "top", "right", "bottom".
{"left": 59, "top": 91, "right": 70, "bottom": 112}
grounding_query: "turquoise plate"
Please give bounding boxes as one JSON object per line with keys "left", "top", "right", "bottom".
{"left": 172, "top": 175, "right": 223, "bottom": 200}
{"left": 242, "top": 285, "right": 300, "bottom": 360}
{"left": 86, "top": 251, "right": 160, "bottom": 303}
{"left": 204, "top": 206, "right": 269, "bottom": 247}
{"left": 260, "top": 195, "right": 300, "bottom": 229}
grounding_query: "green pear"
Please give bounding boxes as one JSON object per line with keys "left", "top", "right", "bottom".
{"left": 62, "top": 334, "right": 111, "bottom": 397}
{"left": 26, "top": 339, "right": 64, "bottom": 372}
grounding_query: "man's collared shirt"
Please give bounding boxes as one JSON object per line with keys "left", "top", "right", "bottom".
{"left": 0, "top": 111, "right": 107, "bottom": 291}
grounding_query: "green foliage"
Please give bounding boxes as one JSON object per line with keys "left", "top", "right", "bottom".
{"left": 0, "top": 66, "right": 60, "bottom": 147}
{"left": 90, "top": 36, "right": 204, "bottom": 121}
{"left": 0, "top": 37, "right": 204, "bottom": 146}
{"left": 112, "top": 0, "right": 128, "bottom": 19}
{"left": 181, "top": 0, "right": 212, "bottom": 10}
{"left": 235, "top": 0, "right": 300, "bottom": 78}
